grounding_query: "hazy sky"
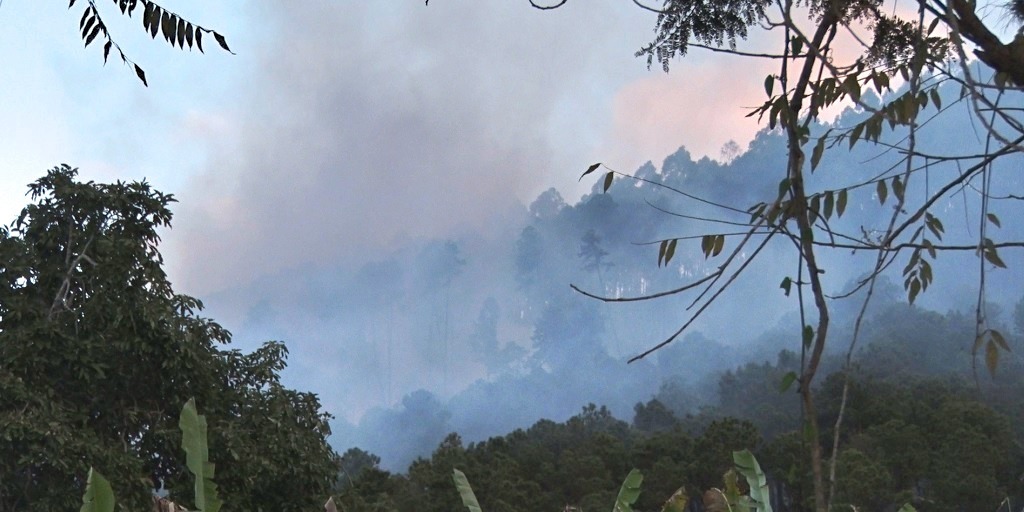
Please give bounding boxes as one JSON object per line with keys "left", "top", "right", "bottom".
{"left": 0, "top": 1, "right": 776, "bottom": 286}
{"left": 0, "top": 1, "right": 891, "bottom": 425}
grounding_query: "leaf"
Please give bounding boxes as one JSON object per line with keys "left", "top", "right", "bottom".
{"left": 703, "top": 489, "right": 730, "bottom": 512}
{"left": 134, "top": 64, "right": 148, "bottom": 87}
{"left": 665, "top": 239, "right": 677, "bottom": 265}
{"left": 779, "top": 371, "right": 797, "bottom": 392}
{"left": 802, "top": 325, "right": 813, "bottom": 348}
{"left": 898, "top": 504, "right": 918, "bottom": 512}
{"left": 823, "top": 190, "right": 834, "bottom": 220}
{"left": 733, "top": 450, "right": 773, "bottom": 512}
{"left": 177, "top": 17, "right": 187, "bottom": 48}
{"left": 162, "top": 11, "right": 175, "bottom": 43}
{"left": 603, "top": 171, "right": 614, "bottom": 193}
{"left": 876, "top": 179, "right": 888, "bottom": 205}
{"left": 986, "top": 339, "right": 1000, "bottom": 375}
{"left": 103, "top": 40, "right": 112, "bottom": 63}
{"left": 892, "top": 176, "right": 904, "bottom": 202}
{"left": 580, "top": 162, "right": 602, "bottom": 181}
{"left": 930, "top": 88, "right": 942, "bottom": 110}
{"left": 764, "top": 74, "right": 774, "bottom": 97}
{"left": 196, "top": 28, "right": 204, "bottom": 52}
{"left": 452, "top": 469, "right": 483, "bottom": 512}
{"left": 701, "top": 235, "right": 713, "bottom": 258}
{"left": 214, "top": 32, "right": 232, "bottom": 53}
{"left": 991, "top": 329, "right": 1010, "bottom": 351}
{"left": 984, "top": 245, "right": 1007, "bottom": 269}
{"left": 837, "top": 189, "right": 847, "bottom": 218}
{"left": 986, "top": 213, "right": 1001, "bottom": 228}
{"left": 84, "top": 23, "right": 102, "bottom": 48}
{"left": 613, "top": 469, "right": 643, "bottom": 512}
{"left": 843, "top": 73, "right": 861, "bottom": 102}
{"left": 848, "top": 122, "right": 864, "bottom": 149}
{"left": 324, "top": 497, "right": 339, "bottom": 512}
{"left": 779, "top": 276, "right": 792, "bottom": 297}
{"left": 180, "top": 398, "right": 222, "bottom": 512}
{"left": 907, "top": 277, "right": 921, "bottom": 305}
{"left": 712, "top": 234, "right": 724, "bottom": 257}
{"left": 658, "top": 240, "right": 667, "bottom": 267}
{"left": 185, "top": 23, "right": 194, "bottom": 48}
{"left": 810, "top": 135, "right": 825, "bottom": 171}
{"left": 79, "top": 468, "right": 115, "bottom": 512}
{"left": 661, "top": 488, "right": 689, "bottom": 512}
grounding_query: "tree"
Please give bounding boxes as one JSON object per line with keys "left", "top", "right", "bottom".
{"left": 65, "top": 0, "right": 233, "bottom": 85}
{"left": 0, "top": 166, "right": 339, "bottom": 512}
{"left": 456, "top": 1, "right": 1024, "bottom": 511}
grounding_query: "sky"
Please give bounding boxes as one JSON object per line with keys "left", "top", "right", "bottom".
{"left": 6, "top": 1, "right": 1021, "bottom": 449}
{"left": 0, "top": 2, "right": 773, "bottom": 393}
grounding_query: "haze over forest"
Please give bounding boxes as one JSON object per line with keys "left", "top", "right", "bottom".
{"left": 188, "top": 75, "right": 1024, "bottom": 471}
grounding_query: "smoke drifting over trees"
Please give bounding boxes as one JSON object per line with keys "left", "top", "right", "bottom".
{"left": 194, "top": 77, "right": 1024, "bottom": 471}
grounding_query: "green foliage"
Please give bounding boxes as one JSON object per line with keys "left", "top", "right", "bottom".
{"left": 79, "top": 469, "right": 115, "bottom": 512}
{"left": 452, "top": 469, "right": 483, "bottom": 512}
{"left": 179, "top": 399, "right": 221, "bottom": 512}
{"left": 0, "top": 166, "right": 339, "bottom": 512}
{"left": 612, "top": 469, "right": 643, "bottom": 512}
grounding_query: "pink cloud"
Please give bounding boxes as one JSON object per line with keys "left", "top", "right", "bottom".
{"left": 605, "top": 57, "right": 775, "bottom": 170}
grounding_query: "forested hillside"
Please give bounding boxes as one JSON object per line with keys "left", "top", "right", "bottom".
{"left": 335, "top": 304, "right": 1024, "bottom": 511}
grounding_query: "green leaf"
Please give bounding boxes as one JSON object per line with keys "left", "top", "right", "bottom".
{"left": 452, "top": 469, "right": 483, "bottom": 512}
{"left": 897, "top": 504, "right": 918, "bottom": 512}
{"left": 661, "top": 488, "right": 689, "bottom": 512}
{"left": 613, "top": 469, "right": 644, "bottom": 512}
{"left": 892, "top": 176, "right": 904, "bottom": 202}
{"left": 837, "top": 189, "right": 847, "bottom": 218}
{"left": 665, "top": 239, "right": 677, "bottom": 265}
{"left": 823, "top": 190, "right": 834, "bottom": 220}
{"left": 196, "top": 27, "right": 204, "bottom": 52}
{"left": 80, "top": 468, "right": 115, "bottom": 512}
{"left": 580, "top": 162, "right": 602, "bottom": 181}
{"left": 733, "top": 450, "right": 773, "bottom": 512}
{"left": 764, "top": 74, "right": 774, "bottom": 97}
{"left": 802, "top": 325, "right": 813, "bottom": 348}
{"left": 658, "top": 240, "right": 667, "bottom": 267}
{"left": 180, "top": 398, "right": 222, "bottom": 512}
{"left": 603, "top": 171, "right": 614, "bottom": 193}
{"left": 778, "top": 371, "right": 797, "bottom": 392}
{"left": 876, "top": 179, "right": 888, "bottom": 205}
{"left": 701, "top": 235, "right": 713, "bottom": 258}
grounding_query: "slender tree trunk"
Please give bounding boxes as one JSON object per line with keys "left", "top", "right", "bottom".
{"left": 781, "top": 9, "right": 838, "bottom": 512}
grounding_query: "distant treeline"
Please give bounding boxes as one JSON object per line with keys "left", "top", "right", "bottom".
{"left": 335, "top": 302, "right": 1024, "bottom": 512}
